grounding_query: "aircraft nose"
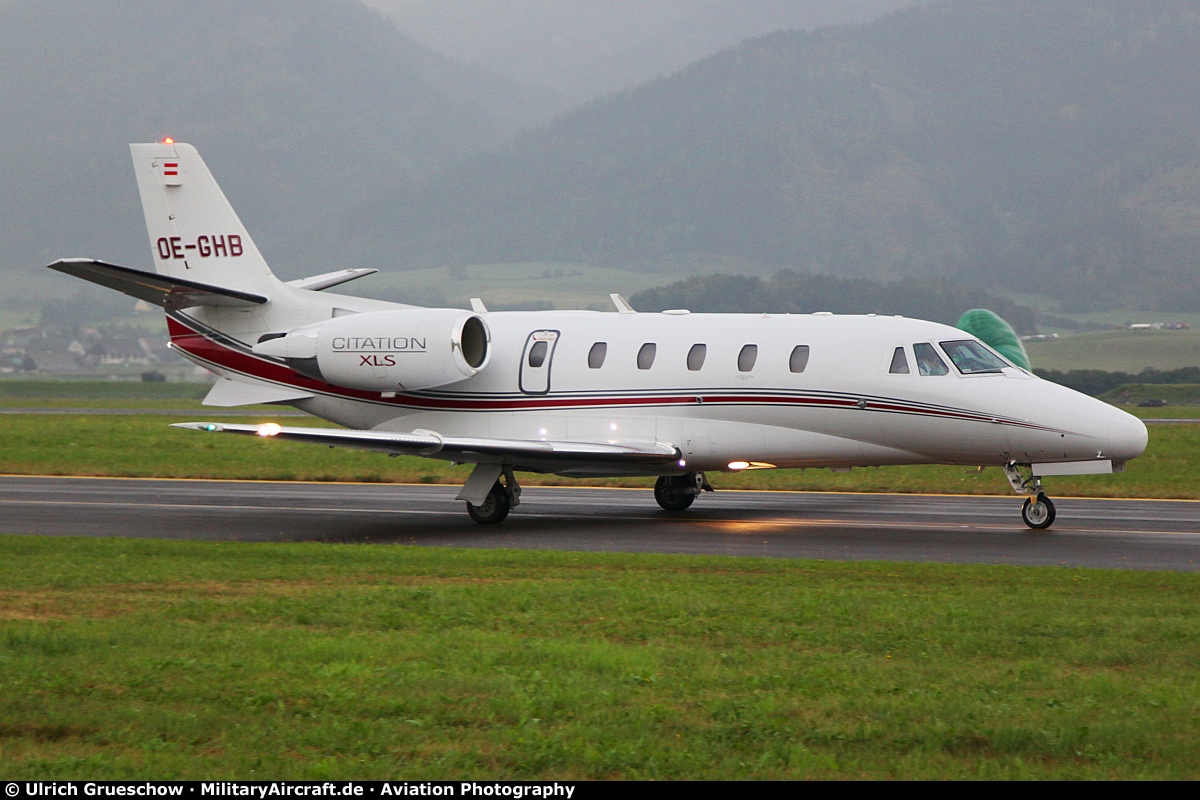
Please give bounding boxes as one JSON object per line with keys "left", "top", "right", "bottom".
{"left": 1107, "top": 408, "right": 1148, "bottom": 463}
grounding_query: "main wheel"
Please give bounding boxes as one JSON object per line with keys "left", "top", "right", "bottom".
{"left": 654, "top": 475, "right": 696, "bottom": 511}
{"left": 1021, "top": 492, "right": 1056, "bottom": 529}
{"left": 466, "top": 481, "right": 511, "bottom": 524}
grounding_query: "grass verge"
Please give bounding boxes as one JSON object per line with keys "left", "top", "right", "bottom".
{"left": 1, "top": 536, "right": 1198, "bottom": 779}
{"left": 1, "top": 413, "right": 1197, "bottom": 498}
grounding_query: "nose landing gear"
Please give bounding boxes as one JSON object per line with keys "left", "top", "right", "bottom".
{"left": 1020, "top": 492, "right": 1056, "bottom": 529}
{"left": 1004, "top": 462, "right": 1056, "bottom": 529}
{"left": 654, "top": 473, "right": 712, "bottom": 511}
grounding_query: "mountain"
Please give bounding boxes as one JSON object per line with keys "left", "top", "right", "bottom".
{"left": 367, "top": 0, "right": 924, "bottom": 103}
{"left": 361, "top": 0, "right": 1200, "bottom": 311}
{"left": 0, "top": 0, "right": 551, "bottom": 294}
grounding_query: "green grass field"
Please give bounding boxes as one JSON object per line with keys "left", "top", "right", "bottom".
{"left": 1025, "top": 329, "right": 1200, "bottom": 372}
{"left": 1, "top": 537, "right": 1198, "bottom": 780}
{"left": 1, "top": 412, "right": 1196, "bottom": 498}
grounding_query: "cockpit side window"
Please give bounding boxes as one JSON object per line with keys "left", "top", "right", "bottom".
{"left": 940, "top": 340, "right": 1009, "bottom": 374}
{"left": 913, "top": 342, "right": 949, "bottom": 376}
{"left": 889, "top": 346, "right": 910, "bottom": 374}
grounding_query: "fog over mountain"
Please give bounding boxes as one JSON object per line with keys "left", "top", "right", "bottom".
{"left": 367, "top": 0, "right": 925, "bottom": 103}
{"left": 0, "top": 0, "right": 551, "bottom": 290}
{"left": 3, "top": 0, "right": 1199, "bottom": 316}
{"left": 361, "top": 0, "right": 1200, "bottom": 311}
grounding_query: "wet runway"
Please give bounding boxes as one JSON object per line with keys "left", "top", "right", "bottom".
{"left": 2, "top": 476, "right": 1198, "bottom": 571}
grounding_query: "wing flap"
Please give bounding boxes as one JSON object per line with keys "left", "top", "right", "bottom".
{"left": 172, "top": 422, "right": 680, "bottom": 466}
{"left": 47, "top": 259, "right": 268, "bottom": 309}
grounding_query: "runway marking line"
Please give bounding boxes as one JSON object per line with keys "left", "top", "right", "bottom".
{"left": 1, "top": 474, "right": 1197, "bottom": 504}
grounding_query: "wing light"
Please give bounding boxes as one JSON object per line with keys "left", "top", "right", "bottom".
{"left": 728, "top": 461, "right": 751, "bottom": 471}
{"left": 257, "top": 423, "right": 283, "bottom": 437}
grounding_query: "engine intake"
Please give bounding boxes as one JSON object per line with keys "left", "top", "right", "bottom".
{"left": 253, "top": 309, "right": 491, "bottom": 391}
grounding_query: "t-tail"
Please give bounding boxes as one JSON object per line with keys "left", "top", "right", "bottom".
{"left": 130, "top": 141, "right": 279, "bottom": 297}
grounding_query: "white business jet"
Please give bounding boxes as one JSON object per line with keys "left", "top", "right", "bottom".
{"left": 48, "top": 142, "right": 1148, "bottom": 528}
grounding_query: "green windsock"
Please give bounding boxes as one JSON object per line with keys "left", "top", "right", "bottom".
{"left": 955, "top": 308, "right": 1031, "bottom": 370}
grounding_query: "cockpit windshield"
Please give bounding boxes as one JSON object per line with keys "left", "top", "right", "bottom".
{"left": 940, "top": 340, "right": 1010, "bottom": 374}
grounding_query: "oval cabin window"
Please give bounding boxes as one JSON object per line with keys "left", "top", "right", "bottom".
{"left": 687, "top": 343, "right": 707, "bottom": 371}
{"left": 637, "top": 343, "right": 657, "bottom": 370}
{"left": 789, "top": 345, "right": 810, "bottom": 373}
{"left": 588, "top": 342, "right": 607, "bottom": 369}
{"left": 738, "top": 344, "right": 758, "bottom": 372}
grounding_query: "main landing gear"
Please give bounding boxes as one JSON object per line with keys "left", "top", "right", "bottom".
{"left": 461, "top": 467, "right": 713, "bottom": 523}
{"left": 1004, "top": 462, "right": 1056, "bottom": 530}
{"left": 654, "top": 473, "right": 712, "bottom": 512}
{"left": 461, "top": 465, "right": 521, "bottom": 525}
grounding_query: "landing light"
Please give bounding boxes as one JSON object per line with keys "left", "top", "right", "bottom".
{"left": 728, "top": 461, "right": 777, "bottom": 471}
{"left": 257, "top": 423, "right": 283, "bottom": 437}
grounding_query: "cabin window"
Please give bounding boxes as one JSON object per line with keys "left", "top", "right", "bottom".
{"left": 913, "top": 342, "right": 949, "bottom": 376}
{"left": 527, "top": 340, "right": 549, "bottom": 368}
{"left": 687, "top": 343, "right": 707, "bottom": 371}
{"left": 889, "top": 346, "right": 910, "bottom": 374}
{"left": 738, "top": 344, "right": 758, "bottom": 372}
{"left": 637, "top": 343, "right": 657, "bottom": 370}
{"left": 588, "top": 341, "right": 607, "bottom": 369}
{"left": 789, "top": 345, "right": 810, "bottom": 373}
{"left": 940, "top": 340, "right": 1008, "bottom": 375}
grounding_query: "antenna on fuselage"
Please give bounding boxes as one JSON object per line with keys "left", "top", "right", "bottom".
{"left": 609, "top": 294, "right": 636, "bottom": 314}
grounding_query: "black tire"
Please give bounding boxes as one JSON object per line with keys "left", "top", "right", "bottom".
{"left": 466, "top": 481, "right": 511, "bottom": 524}
{"left": 1021, "top": 492, "right": 1056, "bottom": 529}
{"left": 654, "top": 475, "right": 696, "bottom": 511}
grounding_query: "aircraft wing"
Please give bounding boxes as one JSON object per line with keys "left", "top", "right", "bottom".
{"left": 171, "top": 422, "right": 681, "bottom": 470}
{"left": 47, "top": 259, "right": 268, "bottom": 309}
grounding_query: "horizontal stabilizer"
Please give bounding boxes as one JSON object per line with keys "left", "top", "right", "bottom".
{"left": 285, "top": 268, "right": 377, "bottom": 292}
{"left": 47, "top": 259, "right": 268, "bottom": 310}
{"left": 173, "top": 422, "right": 680, "bottom": 467}
{"left": 203, "top": 379, "right": 314, "bottom": 407}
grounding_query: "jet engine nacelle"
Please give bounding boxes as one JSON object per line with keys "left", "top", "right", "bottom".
{"left": 253, "top": 308, "right": 491, "bottom": 391}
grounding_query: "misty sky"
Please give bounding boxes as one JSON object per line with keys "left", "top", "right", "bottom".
{"left": 363, "top": 0, "right": 925, "bottom": 100}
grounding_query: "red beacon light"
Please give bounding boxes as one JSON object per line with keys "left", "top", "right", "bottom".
{"left": 161, "top": 137, "right": 175, "bottom": 145}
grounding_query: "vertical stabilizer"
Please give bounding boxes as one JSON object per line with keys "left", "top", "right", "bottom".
{"left": 131, "top": 142, "right": 278, "bottom": 295}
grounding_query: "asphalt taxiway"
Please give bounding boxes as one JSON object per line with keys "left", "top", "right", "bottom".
{"left": 2, "top": 476, "right": 1198, "bottom": 571}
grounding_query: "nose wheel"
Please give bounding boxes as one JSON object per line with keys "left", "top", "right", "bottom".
{"left": 1021, "top": 492, "right": 1056, "bottom": 529}
{"left": 1004, "top": 462, "right": 1057, "bottom": 529}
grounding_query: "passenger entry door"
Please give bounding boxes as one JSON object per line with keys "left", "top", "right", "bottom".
{"left": 519, "top": 330, "right": 560, "bottom": 395}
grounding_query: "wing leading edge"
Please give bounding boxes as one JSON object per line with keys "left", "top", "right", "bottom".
{"left": 172, "top": 422, "right": 681, "bottom": 472}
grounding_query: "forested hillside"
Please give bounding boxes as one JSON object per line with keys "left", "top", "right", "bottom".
{"left": 0, "top": 0, "right": 548, "bottom": 289}
{"left": 629, "top": 271, "right": 1035, "bottom": 333}
{"left": 364, "top": 0, "right": 1200, "bottom": 311}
